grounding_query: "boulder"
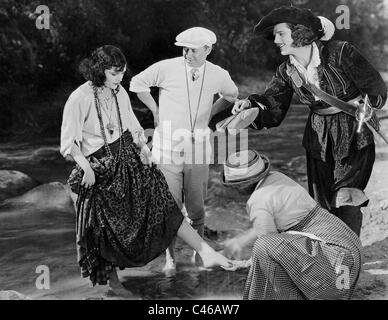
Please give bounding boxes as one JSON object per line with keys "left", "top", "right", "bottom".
{"left": 31, "top": 147, "right": 61, "bottom": 162}
{"left": 2, "top": 181, "right": 75, "bottom": 214}
{"left": 0, "top": 170, "right": 39, "bottom": 202}
{"left": 0, "top": 290, "right": 31, "bottom": 300}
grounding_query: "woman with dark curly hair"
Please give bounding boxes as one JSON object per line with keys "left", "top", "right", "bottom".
{"left": 232, "top": 6, "right": 387, "bottom": 237}
{"left": 60, "top": 45, "right": 232, "bottom": 297}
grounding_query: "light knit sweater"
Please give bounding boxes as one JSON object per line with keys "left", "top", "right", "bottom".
{"left": 130, "top": 57, "right": 238, "bottom": 163}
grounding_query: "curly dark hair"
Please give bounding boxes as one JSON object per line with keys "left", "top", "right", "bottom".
{"left": 79, "top": 45, "right": 127, "bottom": 87}
{"left": 287, "top": 23, "right": 318, "bottom": 47}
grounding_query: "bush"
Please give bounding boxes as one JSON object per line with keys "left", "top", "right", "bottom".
{"left": 0, "top": 0, "right": 386, "bottom": 138}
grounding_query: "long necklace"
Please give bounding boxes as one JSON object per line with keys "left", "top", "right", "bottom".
{"left": 184, "top": 62, "right": 206, "bottom": 144}
{"left": 102, "top": 99, "right": 116, "bottom": 136}
{"left": 93, "top": 86, "right": 124, "bottom": 160}
{"left": 98, "top": 88, "right": 117, "bottom": 136}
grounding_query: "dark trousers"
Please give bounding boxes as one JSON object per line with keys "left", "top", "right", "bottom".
{"left": 331, "top": 205, "right": 363, "bottom": 237}
{"left": 306, "top": 143, "right": 375, "bottom": 237}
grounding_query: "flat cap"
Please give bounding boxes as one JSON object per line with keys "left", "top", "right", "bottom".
{"left": 175, "top": 27, "right": 217, "bottom": 48}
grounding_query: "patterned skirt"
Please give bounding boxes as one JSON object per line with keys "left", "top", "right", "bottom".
{"left": 68, "top": 131, "right": 184, "bottom": 286}
{"left": 243, "top": 206, "right": 362, "bottom": 300}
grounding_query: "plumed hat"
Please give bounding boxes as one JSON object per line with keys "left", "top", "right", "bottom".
{"left": 254, "top": 6, "right": 335, "bottom": 41}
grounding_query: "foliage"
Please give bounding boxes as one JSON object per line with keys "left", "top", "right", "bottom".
{"left": 0, "top": 0, "right": 387, "bottom": 138}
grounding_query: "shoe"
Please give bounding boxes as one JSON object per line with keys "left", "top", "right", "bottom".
{"left": 221, "top": 259, "right": 252, "bottom": 271}
{"left": 216, "top": 107, "right": 260, "bottom": 131}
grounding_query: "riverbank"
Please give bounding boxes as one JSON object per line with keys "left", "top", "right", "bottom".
{"left": 1, "top": 104, "right": 388, "bottom": 300}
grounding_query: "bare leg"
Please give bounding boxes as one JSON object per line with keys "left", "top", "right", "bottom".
{"left": 163, "top": 238, "right": 177, "bottom": 275}
{"left": 177, "top": 220, "right": 231, "bottom": 269}
{"left": 108, "top": 268, "right": 135, "bottom": 298}
{"left": 183, "top": 164, "right": 208, "bottom": 266}
{"left": 189, "top": 226, "right": 203, "bottom": 266}
{"left": 158, "top": 164, "right": 184, "bottom": 274}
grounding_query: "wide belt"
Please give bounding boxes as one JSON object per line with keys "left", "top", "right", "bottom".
{"left": 310, "top": 105, "right": 342, "bottom": 115}
{"left": 309, "top": 96, "right": 362, "bottom": 116}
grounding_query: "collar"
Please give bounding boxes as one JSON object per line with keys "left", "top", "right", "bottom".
{"left": 185, "top": 61, "right": 206, "bottom": 74}
{"left": 85, "top": 82, "right": 121, "bottom": 96}
{"left": 289, "top": 42, "right": 321, "bottom": 72}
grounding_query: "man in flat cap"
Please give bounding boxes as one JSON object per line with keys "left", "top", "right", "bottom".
{"left": 130, "top": 27, "right": 238, "bottom": 274}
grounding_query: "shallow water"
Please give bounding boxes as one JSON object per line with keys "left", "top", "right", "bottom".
{"left": 0, "top": 105, "right": 312, "bottom": 299}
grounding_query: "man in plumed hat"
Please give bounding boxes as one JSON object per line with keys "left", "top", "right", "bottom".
{"left": 232, "top": 6, "right": 387, "bottom": 237}
{"left": 130, "top": 27, "right": 238, "bottom": 274}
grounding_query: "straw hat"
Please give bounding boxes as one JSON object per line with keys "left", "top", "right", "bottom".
{"left": 221, "top": 150, "right": 271, "bottom": 189}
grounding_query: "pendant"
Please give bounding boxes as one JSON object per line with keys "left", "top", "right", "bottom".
{"left": 191, "top": 132, "right": 195, "bottom": 144}
{"left": 106, "top": 122, "right": 116, "bottom": 136}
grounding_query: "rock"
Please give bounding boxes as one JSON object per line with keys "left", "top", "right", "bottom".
{"left": 0, "top": 146, "right": 62, "bottom": 168}
{"left": 2, "top": 182, "right": 75, "bottom": 214}
{"left": 0, "top": 290, "right": 31, "bottom": 300}
{"left": 31, "top": 147, "right": 61, "bottom": 162}
{"left": 0, "top": 170, "right": 39, "bottom": 202}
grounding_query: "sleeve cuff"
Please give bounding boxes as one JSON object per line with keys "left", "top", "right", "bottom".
{"left": 129, "top": 84, "right": 151, "bottom": 93}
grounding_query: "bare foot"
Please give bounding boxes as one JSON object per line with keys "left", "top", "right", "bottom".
{"left": 190, "top": 250, "right": 202, "bottom": 266}
{"left": 108, "top": 269, "right": 136, "bottom": 299}
{"left": 201, "top": 251, "right": 233, "bottom": 270}
{"left": 162, "top": 260, "right": 176, "bottom": 276}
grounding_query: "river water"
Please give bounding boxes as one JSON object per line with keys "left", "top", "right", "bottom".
{"left": 0, "top": 104, "right": 362, "bottom": 300}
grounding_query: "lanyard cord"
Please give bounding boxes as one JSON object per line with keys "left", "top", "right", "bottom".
{"left": 184, "top": 62, "right": 206, "bottom": 138}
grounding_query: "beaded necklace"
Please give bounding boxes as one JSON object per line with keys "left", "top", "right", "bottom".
{"left": 92, "top": 86, "right": 123, "bottom": 160}
{"left": 95, "top": 86, "right": 119, "bottom": 136}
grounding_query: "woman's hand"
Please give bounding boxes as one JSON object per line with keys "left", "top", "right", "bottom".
{"left": 81, "top": 165, "right": 95, "bottom": 188}
{"left": 140, "top": 145, "right": 155, "bottom": 166}
{"left": 232, "top": 99, "right": 251, "bottom": 115}
{"left": 222, "top": 237, "right": 244, "bottom": 260}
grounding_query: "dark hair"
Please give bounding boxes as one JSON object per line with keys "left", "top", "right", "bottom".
{"left": 79, "top": 45, "right": 127, "bottom": 87}
{"left": 237, "top": 182, "right": 258, "bottom": 195}
{"left": 287, "top": 23, "right": 318, "bottom": 47}
{"left": 226, "top": 180, "right": 258, "bottom": 196}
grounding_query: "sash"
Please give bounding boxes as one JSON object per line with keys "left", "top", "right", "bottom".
{"left": 289, "top": 68, "right": 388, "bottom": 144}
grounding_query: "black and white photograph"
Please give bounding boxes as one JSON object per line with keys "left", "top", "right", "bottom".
{"left": 1, "top": 0, "right": 388, "bottom": 305}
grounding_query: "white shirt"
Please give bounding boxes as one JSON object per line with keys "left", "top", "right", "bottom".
{"left": 247, "top": 171, "right": 317, "bottom": 236}
{"left": 185, "top": 62, "right": 205, "bottom": 80}
{"left": 130, "top": 57, "right": 238, "bottom": 164}
{"left": 60, "top": 82, "right": 145, "bottom": 157}
{"left": 290, "top": 42, "right": 321, "bottom": 100}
